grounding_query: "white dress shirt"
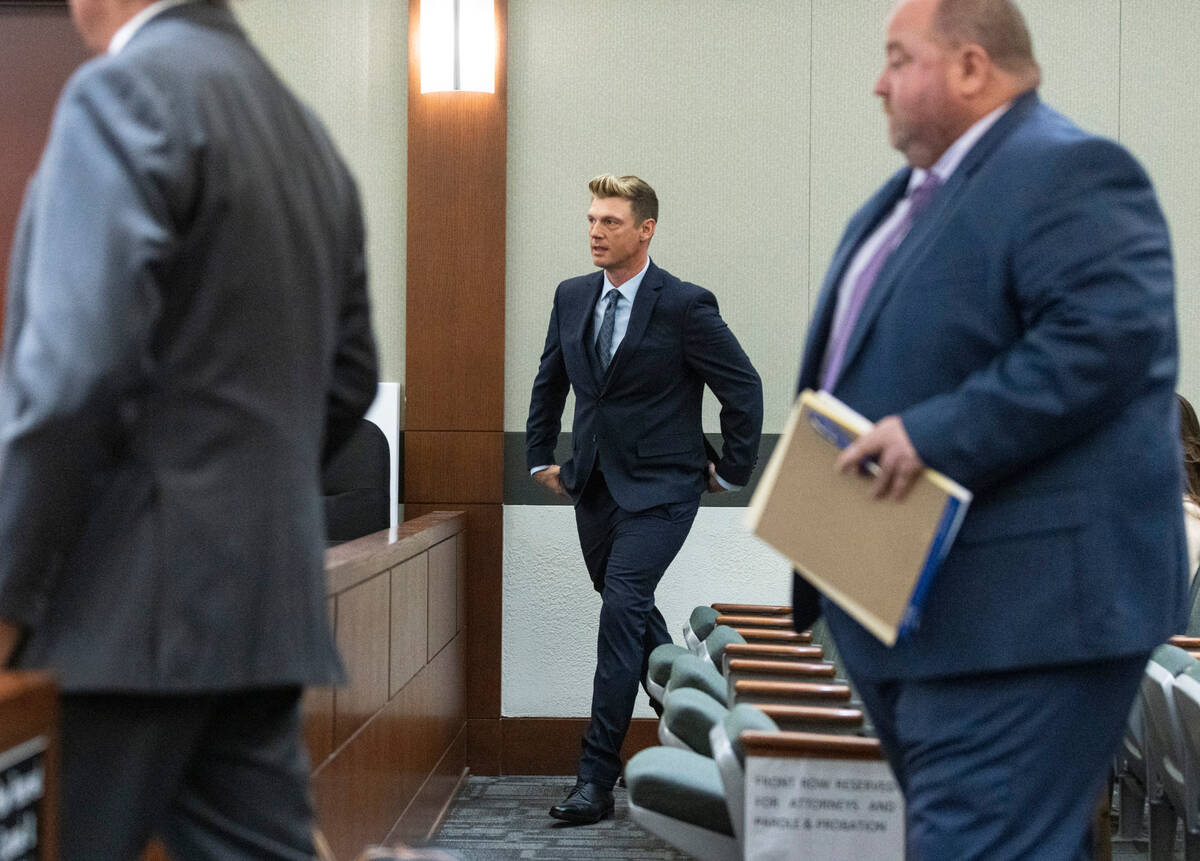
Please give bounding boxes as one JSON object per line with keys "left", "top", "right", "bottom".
{"left": 109, "top": 0, "right": 191, "bottom": 54}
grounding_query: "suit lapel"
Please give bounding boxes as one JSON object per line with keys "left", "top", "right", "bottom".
{"left": 798, "top": 172, "right": 910, "bottom": 391}
{"left": 603, "top": 261, "right": 662, "bottom": 387}
{"left": 565, "top": 272, "right": 605, "bottom": 395}
{"left": 833, "top": 91, "right": 1040, "bottom": 385}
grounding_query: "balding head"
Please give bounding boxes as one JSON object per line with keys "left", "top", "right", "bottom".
{"left": 931, "top": 0, "right": 1040, "bottom": 88}
{"left": 875, "top": 0, "right": 1039, "bottom": 167}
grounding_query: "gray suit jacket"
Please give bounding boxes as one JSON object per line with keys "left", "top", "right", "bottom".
{"left": 0, "top": 1, "right": 378, "bottom": 692}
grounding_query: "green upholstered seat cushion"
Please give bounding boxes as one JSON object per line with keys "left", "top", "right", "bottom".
{"left": 704, "top": 625, "right": 746, "bottom": 665}
{"left": 1151, "top": 643, "right": 1197, "bottom": 676}
{"left": 648, "top": 644, "right": 689, "bottom": 688}
{"left": 689, "top": 605, "right": 721, "bottom": 641}
{"left": 666, "top": 653, "right": 728, "bottom": 705}
{"left": 625, "top": 746, "right": 734, "bottom": 836}
{"left": 662, "top": 686, "right": 728, "bottom": 756}
{"left": 722, "top": 704, "right": 780, "bottom": 765}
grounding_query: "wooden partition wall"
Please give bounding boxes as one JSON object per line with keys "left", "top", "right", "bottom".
{"left": 308, "top": 511, "right": 468, "bottom": 859}
{"left": 404, "top": 0, "right": 508, "bottom": 775}
{"left": 0, "top": 672, "right": 59, "bottom": 861}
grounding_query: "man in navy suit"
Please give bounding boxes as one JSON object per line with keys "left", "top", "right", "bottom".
{"left": 526, "top": 174, "right": 762, "bottom": 823}
{"left": 793, "top": 0, "right": 1186, "bottom": 856}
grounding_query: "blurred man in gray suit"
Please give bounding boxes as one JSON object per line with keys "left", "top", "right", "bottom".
{"left": 0, "top": 0, "right": 377, "bottom": 857}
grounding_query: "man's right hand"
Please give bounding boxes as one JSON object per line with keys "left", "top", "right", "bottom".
{"left": 533, "top": 465, "right": 568, "bottom": 497}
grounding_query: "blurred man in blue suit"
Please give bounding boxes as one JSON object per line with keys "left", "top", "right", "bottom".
{"left": 793, "top": 0, "right": 1186, "bottom": 856}
{"left": 0, "top": 0, "right": 376, "bottom": 857}
{"left": 527, "top": 174, "right": 762, "bottom": 823}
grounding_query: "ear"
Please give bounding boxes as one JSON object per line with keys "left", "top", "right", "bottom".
{"left": 952, "top": 43, "right": 990, "bottom": 98}
{"left": 639, "top": 217, "right": 657, "bottom": 243}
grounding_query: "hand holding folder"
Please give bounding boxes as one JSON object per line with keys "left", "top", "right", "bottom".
{"left": 746, "top": 390, "right": 972, "bottom": 646}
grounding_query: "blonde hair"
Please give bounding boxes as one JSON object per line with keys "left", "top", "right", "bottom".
{"left": 588, "top": 174, "right": 658, "bottom": 225}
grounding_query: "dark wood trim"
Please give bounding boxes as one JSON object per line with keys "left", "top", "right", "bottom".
{"left": 741, "top": 730, "right": 885, "bottom": 761}
{"left": 485, "top": 717, "right": 660, "bottom": 776}
{"left": 0, "top": 673, "right": 59, "bottom": 861}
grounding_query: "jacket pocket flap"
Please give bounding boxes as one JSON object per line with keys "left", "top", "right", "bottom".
{"left": 956, "top": 489, "right": 1088, "bottom": 545}
{"left": 637, "top": 434, "right": 692, "bottom": 457}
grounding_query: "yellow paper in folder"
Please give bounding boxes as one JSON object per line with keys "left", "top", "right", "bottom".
{"left": 746, "top": 389, "right": 971, "bottom": 646}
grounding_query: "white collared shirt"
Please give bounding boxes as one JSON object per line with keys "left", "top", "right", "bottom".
{"left": 592, "top": 257, "right": 651, "bottom": 364}
{"left": 825, "top": 102, "right": 1012, "bottom": 342}
{"left": 109, "top": 0, "right": 191, "bottom": 54}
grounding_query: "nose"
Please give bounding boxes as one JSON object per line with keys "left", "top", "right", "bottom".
{"left": 873, "top": 68, "right": 888, "bottom": 98}
{"left": 589, "top": 222, "right": 603, "bottom": 238}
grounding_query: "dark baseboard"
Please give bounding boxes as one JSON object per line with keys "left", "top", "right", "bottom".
{"left": 466, "top": 717, "right": 659, "bottom": 776}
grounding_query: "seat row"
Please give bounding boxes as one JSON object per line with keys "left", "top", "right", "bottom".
{"left": 624, "top": 603, "right": 904, "bottom": 860}
{"left": 1116, "top": 638, "right": 1200, "bottom": 860}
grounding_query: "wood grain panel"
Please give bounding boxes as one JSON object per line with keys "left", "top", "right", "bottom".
{"left": 405, "top": 0, "right": 508, "bottom": 432}
{"left": 404, "top": 430, "right": 503, "bottom": 503}
{"left": 0, "top": 673, "right": 58, "bottom": 861}
{"left": 312, "top": 631, "right": 465, "bottom": 861}
{"left": 466, "top": 717, "right": 501, "bottom": 776}
{"left": 498, "top": 717, "right": 659, "bottom": 776}
{"left": 303, "top": 685, "right": 335, "bottom": 768}
{"left": 406, "top": 503, "right": 501, "bottom": 720}
{"left": 334, "top": 572, "right": 391, "bottom": 747}
{"left": 455, "top": 532, "right": 466, "bottom": 633}
{"left": 391, "top": 554, "right": 428, "bottom": 696}
{"left": 0, "top": 8, "right": 88, "bottom": 335}
{"left": 427, "top": 536, "right": 458, "bottom": 660}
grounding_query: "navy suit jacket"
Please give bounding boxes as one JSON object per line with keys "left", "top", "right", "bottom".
{"left": 0, "top": 2, "right": 377, "bottom": 691}
{"left": 795, "top": 91, "right": 1187, "bottom": 679}
{"left": 526, "top": 261, "right": 762, "bottom": 512}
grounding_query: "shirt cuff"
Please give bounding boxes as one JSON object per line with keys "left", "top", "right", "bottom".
{"left": 713, "top": 471, "right": 742, "bottom": 492}
{"left": 530, "top": 465, "right": 550, "bottom": 475}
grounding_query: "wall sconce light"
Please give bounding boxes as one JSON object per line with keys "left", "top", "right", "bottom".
{"left": 420, "top": 0, "right": 496, "bottom": 94}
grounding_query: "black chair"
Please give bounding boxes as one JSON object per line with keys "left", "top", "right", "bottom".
{"left": 322, "top": 418, "right": 390, "bottom": 543}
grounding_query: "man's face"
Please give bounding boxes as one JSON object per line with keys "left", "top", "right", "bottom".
{"left": 874, "top": 0, "right": 960, "bottom": 168}
{"left": 587, "top": 196, "right": 650, "bottom": 272}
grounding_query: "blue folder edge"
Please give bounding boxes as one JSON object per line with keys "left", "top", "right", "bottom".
{"left": 804, "top": 405, "right": 971, "bottom": 643}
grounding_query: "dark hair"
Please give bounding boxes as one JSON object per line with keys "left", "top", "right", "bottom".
{"left": 1180, "top": 394, "right": 1200, "bottom": 500}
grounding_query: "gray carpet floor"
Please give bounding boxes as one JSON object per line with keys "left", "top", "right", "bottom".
{"left": 430, "top": 776, "right": 690, "bottom": 860}
{"left": 424, "top": 775, "right": 1183, "bottom": 860}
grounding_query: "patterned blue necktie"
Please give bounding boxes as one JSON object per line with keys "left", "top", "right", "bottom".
{"left": 595, "top": 289, "right": 621, "bottom": 371}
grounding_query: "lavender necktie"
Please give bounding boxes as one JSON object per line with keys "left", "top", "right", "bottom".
{"left": 820, "top": 173, "right": 943, "bottom": 391}
{"left": 595, "top": 289, "right": 621, "bottom": 371}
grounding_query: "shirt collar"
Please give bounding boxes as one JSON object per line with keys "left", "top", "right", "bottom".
{"left": 908, "top": 101, "right": 1011, "bottom": 192}
{"left": 602, "top": 257, "right": 651, "bottom": 302}
{"left": 109, "top": 0, "right": 192, "bottom": 54}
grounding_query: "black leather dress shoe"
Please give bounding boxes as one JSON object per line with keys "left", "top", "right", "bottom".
{"left": 549, "top": 781, "right": 614, "bottom": 824}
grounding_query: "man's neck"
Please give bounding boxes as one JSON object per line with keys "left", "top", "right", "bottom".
{"left": 604, "top": 253, "right": 649, "bottom": 288}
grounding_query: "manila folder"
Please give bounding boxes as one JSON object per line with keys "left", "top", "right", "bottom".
{"left": 746, "top": 390, "right": 970, "bottom": 646}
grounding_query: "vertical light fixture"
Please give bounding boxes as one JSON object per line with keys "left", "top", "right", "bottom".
{"left": 420, "top": 0, "right": 496, "bottom": 93}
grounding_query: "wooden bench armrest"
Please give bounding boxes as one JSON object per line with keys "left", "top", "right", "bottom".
{"left": 723, "top": 643, "right": 824, "bottom": 661}
{"left": 735, "top": 628, "right": 812, "bottom": 644}
{"left": 741, "top": 729, "right": 884, "bottom": 760}
{"left": 1169, "top": 635, "right": 1200, "bottom": 649}
{"left": 715, "top": 614, "right": 794, "bottom": 629}
{"left": 734, "top": 679, "right": 852, "bottom": 701}
{"left": 711, "top": 603, "right": 792, "bottom": 616}
{"left": 756, "top": 703, "right": 864, "bottom": 727}
{"left": 726, "top": 658, "right": 837, "bottom": 678}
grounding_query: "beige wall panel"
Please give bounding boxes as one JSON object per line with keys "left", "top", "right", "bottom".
{"left": 505, "top": 0, "right": 812, "bottom": 435}
{"left": 1019, "top": 1, "right": 1120, "bottom": 138}
{"left": 391, "top": 555, "right": 429, "bottom": 696}
{"left": 808, "top": 0, "right": 901, "bottom": 322}
{"left": 334, "top": 572, "right": 391, "bottom": 747}
{"left": 428, "top": 537, "right": 459, "bottom": 661}
{"left": 1120, "top": 1, "right": 1200, "bottom": 403}
{"left": 235, "top": 0, "right": 408, "bottom": 390}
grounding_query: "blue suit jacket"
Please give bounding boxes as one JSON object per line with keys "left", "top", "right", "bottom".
{"left": 526, "top": 261, "right": 762, "bottom": 511}
{"left": 795, "top": 91, "right": 1187, "bottom": 679}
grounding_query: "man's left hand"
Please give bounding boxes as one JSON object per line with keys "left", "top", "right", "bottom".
{"left": 835, "top": 415, "right": 925, "bottom": 501}
{"left": 707, "top": 461, "right": 727, "bottom": 494}
{"left": 0, "top": 620, "right": 23, "bottom": 669}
